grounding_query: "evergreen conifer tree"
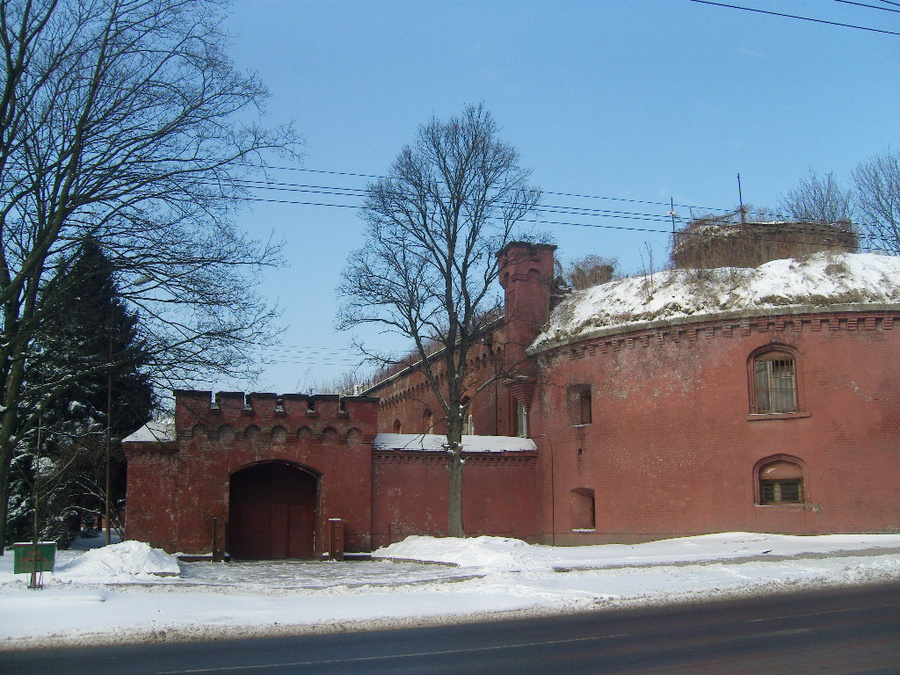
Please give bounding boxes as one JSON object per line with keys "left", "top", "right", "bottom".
{"left": 7, "top": 239, "right": 153, "bottom": 547}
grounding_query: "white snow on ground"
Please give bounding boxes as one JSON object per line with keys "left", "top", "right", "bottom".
{"left": 534, "top": 252, "right": 900, "bottom": 349}
{"left": 1, "top": 533, "right": 899, "bottom": 650}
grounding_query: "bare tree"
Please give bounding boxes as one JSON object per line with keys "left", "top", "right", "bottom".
{"left": 854, "top": 151, "right": 900, "bottom": 255}
{"left": 337, "top": 104, "right": 540, "bottom": 537}
{"left": 0, "top": 0, "right": 301, "bottom": 548}
{"left": 780, "top": 171, "right": 855, "bottom": 224}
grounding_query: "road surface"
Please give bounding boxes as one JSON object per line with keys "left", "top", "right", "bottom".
{"left": 3, "top": 582, "right": 899, "bottom": 674}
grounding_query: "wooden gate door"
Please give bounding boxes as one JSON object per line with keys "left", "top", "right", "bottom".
{"left": 228, "top": 463, "right": 316, "bottom": 559}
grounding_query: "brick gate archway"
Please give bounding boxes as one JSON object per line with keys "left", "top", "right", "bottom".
{"left": 228, "top": 462, "right": 317, "bottom": 559}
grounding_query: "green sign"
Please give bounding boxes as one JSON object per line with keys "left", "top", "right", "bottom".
{"left": 13, "top": 542, "right": 56, "bottom": 574}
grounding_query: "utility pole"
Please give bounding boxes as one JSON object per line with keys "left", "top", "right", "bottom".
{"left": 738, "top": 174, "right": 747, "bottom": 225}
{"left": 105, "top": 334, "right": 113, "bottom": 546}
{"left": 30, "top": 392, "right": 43, "bottom": 589}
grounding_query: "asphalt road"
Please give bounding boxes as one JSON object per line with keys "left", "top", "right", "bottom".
{"left": 3, "top": 582, "right": 899, "bottom": 674}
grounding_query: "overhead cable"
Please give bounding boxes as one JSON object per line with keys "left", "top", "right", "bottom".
{"left": 687, "top": 0, "right": 900, "bottom": 36}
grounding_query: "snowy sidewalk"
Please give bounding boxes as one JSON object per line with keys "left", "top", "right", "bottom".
{"left": 1, "top": 532, "right": 899, "bottom": 650}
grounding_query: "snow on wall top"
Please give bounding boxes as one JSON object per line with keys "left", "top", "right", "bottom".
{"left": 122, "top": 418, "right": 175, "bottom": 444}
{"left": 121, "top": 425, "right": 537, "bottom": 452}
{"left": 373, "top": 433, "right": 537, "bottom": 453}
{"left": 534, "top": 252, "right": 900, "bottom": 351}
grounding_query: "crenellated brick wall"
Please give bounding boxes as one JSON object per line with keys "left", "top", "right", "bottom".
{"left": 125, "top": 391, "right": 542, "bottom": 557}
{"left": 125, "top": 391, "right": 380, "bottom": 556}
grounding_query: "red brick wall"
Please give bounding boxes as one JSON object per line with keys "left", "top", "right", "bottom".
{"left": 121, "top": 444, "right": 179, "bottom": 552}
{"left": 531, "top": 310, "right": 900, "bottom": 544}
{"left": 371, "top": 451, "right": 539, "bottom": 548}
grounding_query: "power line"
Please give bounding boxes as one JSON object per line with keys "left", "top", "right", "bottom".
{"left": 687, "top": 0, "right": 900, "bottom": 36}
{"left": 236, "top": 183, "right": 693, "bottom": 224}
{"left": 242, "top": 164, "right": 734, "bottom": 214}
{"left": 241, "top": 194, "right": 686, "bottom": 231}
{"left": 229, "top": 164, "right": 884, "bottom": 247}
{"left": 238, "top": 190, "right": 882, "bottom": 248}
{"left": 834, "top": 0, "right": 900, "bottom": 13}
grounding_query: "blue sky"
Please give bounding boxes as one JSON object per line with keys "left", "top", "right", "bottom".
{"left": 212, "top": 0, "right": 899, "bottom": 394}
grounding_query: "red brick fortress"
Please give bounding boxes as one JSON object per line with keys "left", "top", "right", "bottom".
{"left": 125, "top": 243, "right": 900, "bottom": 557}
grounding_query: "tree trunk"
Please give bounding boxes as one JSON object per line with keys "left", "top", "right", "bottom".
{"left": 446, "top": 413, "right": 465, "bottom": 538}
{"left": 0, "top": 356, "right": 27, "bottom": 553}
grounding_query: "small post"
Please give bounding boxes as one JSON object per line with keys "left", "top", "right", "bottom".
{"left": 212, "top": 517, "right": 220, "bottom": 562}
{"left": 328, "top": 518, "right": 344, "bottom": 561}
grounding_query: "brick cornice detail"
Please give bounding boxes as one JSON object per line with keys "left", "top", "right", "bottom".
{"left": 541, "top": 309, "right": 898, "bottom": 362}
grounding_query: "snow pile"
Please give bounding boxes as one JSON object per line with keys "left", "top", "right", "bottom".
{"left": 374, "top": 532, "right": 900, "bottom": 572}
{"left": 535, "top": 252, "right": 900, "bottom": 349}
{"left": 54, "top": 540, "right": 180, "bottom": 581}
{"left": 375, "top": 535, "right": 537, "bottom": 569}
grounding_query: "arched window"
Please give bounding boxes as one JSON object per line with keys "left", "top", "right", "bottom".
{"left": 392, "top": 419, "right": 402, "bottom": 434}
{"left": 423, "top": 409, "right": 434, "bottom": 434}
{"left": 757, "top": 458, "right": 805, "bottom": 504}
{"left": 750, "top": 347, "right": 798, "bottom": 414}
{"left": 569, "top": 488, "right": 596, "bottom": 530}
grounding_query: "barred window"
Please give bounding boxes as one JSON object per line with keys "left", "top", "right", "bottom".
{"left": 753, "top": 352, "right": 797, "bottom": 414}
{"left": 760, "top": 479, "right": 803, "bottom": 504}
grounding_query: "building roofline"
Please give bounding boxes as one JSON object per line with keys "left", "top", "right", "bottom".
{"left": 529, "top": 302, "right": 900, "bottom": 356}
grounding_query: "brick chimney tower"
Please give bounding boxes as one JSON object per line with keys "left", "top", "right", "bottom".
{"left": 496, "top": 242, "right": 556, "bottom": 410}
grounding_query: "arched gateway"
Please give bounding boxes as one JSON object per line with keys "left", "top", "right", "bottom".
{"left": 228, "top": 462, "right": 317, "bottom": 559}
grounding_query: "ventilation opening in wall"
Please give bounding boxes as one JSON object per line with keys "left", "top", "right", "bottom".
{"left": 567, "top": 384, "right": 592, "bottom": 425}
{"left": 569, "top": 487, "right": 595, "bottom": 531}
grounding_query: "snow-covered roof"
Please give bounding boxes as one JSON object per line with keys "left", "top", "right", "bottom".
{"left": 534, "top": 252, "right": 900, "bottom": 351}
{"left": 373, "top": 433, "right": 536, "bottom": 453}
{"left": 122, "top": 418, "right": 175, "bottom": 444}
